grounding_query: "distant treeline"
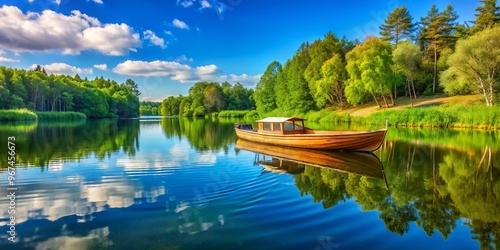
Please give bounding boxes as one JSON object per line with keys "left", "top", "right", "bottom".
{"left": 252, "top": 1, "right": 500, "bottom": 114}
{"left": 158, "top": 82, "right": 254, "bottom": 117}
{"left": 0, "top": 65, "right": 140, "bottom": 118}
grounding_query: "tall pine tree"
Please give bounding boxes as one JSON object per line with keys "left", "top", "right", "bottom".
{"left": 471, "top": 0, "right": 500, "bottom": 34}
{"left": 380, "top": 6, "right": 416, "bottom": 45}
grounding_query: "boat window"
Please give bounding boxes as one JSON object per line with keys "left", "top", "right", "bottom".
{"left": 294, "top": 124, "right": 303, "bottom": 130}
{"left": 263, "top": 122, "right": 272, "bottom": 131}
{"left": 273, "top": 123, "right": 281, "bottom": 131}
{"left": 283, "top": 123, "right": 294, "bottom": 131}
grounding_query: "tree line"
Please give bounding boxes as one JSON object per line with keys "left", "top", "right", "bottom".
{"left": 158, "top": 81, "right": 255, "bottom": 116}
{"left": 0, "top": 66, "right": 140, "bottom": 118}
{"left": 253, "top": 0, "right": 500, "bottom": 113}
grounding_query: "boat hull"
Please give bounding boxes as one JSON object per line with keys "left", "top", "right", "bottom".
{"left": 235, "top": 128, "right": 387, "bottom": 152}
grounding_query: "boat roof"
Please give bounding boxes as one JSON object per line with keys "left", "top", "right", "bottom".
{"left": 256, "top": 117, "right": 306, "bottom": 123}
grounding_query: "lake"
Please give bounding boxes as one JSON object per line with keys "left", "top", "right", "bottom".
{"left": 0, "top": 118, "right": 498, "bottom": 250}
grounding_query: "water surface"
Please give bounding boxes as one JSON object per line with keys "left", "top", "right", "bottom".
{"left": 0, "top": 118, "right": 498, "bottom": 249}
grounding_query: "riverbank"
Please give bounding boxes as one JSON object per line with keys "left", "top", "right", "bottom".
{"left": 251, "top": 95, "right": 499, "bottom": 129}
{"left": 0, "top": 109, "right": 87, "bottom": 121}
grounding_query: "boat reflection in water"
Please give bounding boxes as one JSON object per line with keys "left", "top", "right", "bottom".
{"left": 236, "top": 139, "right": 387, "bottom": 182}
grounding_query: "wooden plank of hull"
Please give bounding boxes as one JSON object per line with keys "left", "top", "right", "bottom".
{"left": 235, "top": 128, "right": 387, "bottom": 151}
{"left": 235, "top": 139, "right": 383, "bottom": 178}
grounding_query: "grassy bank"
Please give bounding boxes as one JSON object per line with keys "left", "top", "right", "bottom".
{"left": 251, "top": 95, "right": 500, "bottom": 129}
{"left": 0, "top": 109, "right": 37, "bottom": 121}
{"left": 37, "top": 111, "right": 87, "bottom": 120}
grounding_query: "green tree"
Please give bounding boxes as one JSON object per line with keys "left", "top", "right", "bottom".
{"left": 441, "top": 26, "right": 500, "bottom": 106}
{"left": 380, "top": 6, "right": 416, "bottom": 45}
{"left": 471, "top": 0, "right": 500, "bottom": 34}
{"left": 277, "top": 42, "right": 315, "bottom": 112}
{"left": 304, "top": 32, "right": 344, "bottom": 106}
{"left": 345, "top": 37, "right": 395, "bottom": 108}
{"left": 314, "top": 55, "right": 347, "bottom": 108}
{"left": 254, "top": 61, "right": 281, "bottom": 113}
{"left": 124, "top": 78, "right": 141, "bottom": 97}
{"left": 203, "top": 83, "right": 225, "bottom": 112}
{"left": 420, "top": 4, "right": 459, "bottom": 94}
{"left": 393, "top": 41, "right": 422, "bottom": 102}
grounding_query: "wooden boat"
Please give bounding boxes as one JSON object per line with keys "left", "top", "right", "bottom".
{"left": 235, "top": 139, "right": 385, "bottom": 179}
{"left": 234, "top": 117, "right": 387, "bottom": 152}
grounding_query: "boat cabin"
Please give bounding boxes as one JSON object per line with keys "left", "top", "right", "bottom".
{"left": 256, "top": 117, "right": 307, "bottom": 135}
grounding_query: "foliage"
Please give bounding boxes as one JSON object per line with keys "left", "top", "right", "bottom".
{"left": 274, "top": 43, "right": 315, "bottom": 113}
{"left": 393, "top": 41, "right": 422, "bottom": 99}
{"left": 419, "top": 4, "right": 459, "bottom": 94}
{"left": 0, "top": 109, "right": 37, "bottom": 121}
{"left": 253, "top": 61, "right": 281, "bottom": 113}
{"left": 160, "top": 81, "right": 254, "bottom": 117}
{"left": 0, "top": 66, "right": 139, "bottom": 118}
{"left": 218, "top": 110, "right": 250, "bottom": 117}
{"left": 304, "top": 32, "right": 345, "bottom": 108}
{"left": 441, "top": 26, "right": 500, "bottom": 106}
{"left": 36, "top": 111, "right": 87, "bottom": 120}
{"left": 140, "top": 101, "right": 161, "bottom": 116}
{"left": 471, "top": 0, "right": 500, "bottom": 34}
{"left": 345, "top": 37, "right": 395, "bottom": 108}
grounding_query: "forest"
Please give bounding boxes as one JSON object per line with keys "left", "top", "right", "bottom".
{"left": 157, "top": 81, "right": 255, "bottom": 117}
{"left": 0, "top": 65, "right": 140, "bottom": 118}
{"left": 252, "top": 1, "right": 500, "bottom": 114}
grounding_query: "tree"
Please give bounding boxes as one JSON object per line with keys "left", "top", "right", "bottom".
{"left": 393, "top": 41, "right": 422, "bottom": 102}
{"left": 314, "top": 55, "right": 347, "bottom": 108}
{"left": 471, "top": 0, "right": 500, "bottom": 34}
{"left": 380, "top": 6, "right": 416, "bottom": 45}
{"left": 254, "top": 61, "right": 281, "bottom": 113}
{"left": 124, "top": 78, "right": 141, "bottom": 97}
{"left": 304, "top": 33, "right": 344, "bottom": 107}
{"left": 441, "top": 26, "right": 500, "bottom": 106}
{"left": 203, "top": 83, "right": 225, "bottom": 112}
{"left": 281, "top": 43, "right": 315, "bottom": 112}
{"left": 420, "top": 4, "right": 459, "bottom": 94}
{"left": 345, "top": 37, "right": 395, "bottom": 108}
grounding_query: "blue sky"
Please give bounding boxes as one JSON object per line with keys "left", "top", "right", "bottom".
{"left": 0, "top": 0, "right": 476, "bottom": 101}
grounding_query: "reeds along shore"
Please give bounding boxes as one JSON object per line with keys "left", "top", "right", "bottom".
{"left": 0, "top": 109, "right": 87, "bottom": 121}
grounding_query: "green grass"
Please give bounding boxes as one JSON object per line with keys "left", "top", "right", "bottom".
{"left": 218, "top": 110, "right": 251, "bottom": 117}
{"left": 0, "top": 109, "right": 37, "bottom": 121}
{"left": 243, "top": 102, "right": 500, "bottom": 129}
{"left": 36, "top": 111, "right": 87, "bottom": 120}
{"left": 364, "top": 104, "right": 500, "bottom": 129}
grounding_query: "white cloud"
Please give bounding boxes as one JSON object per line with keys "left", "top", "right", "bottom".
{"left": 175, "top": 55, "right": 193, "bottom": 62}
{"left": 0, "top": 56, "right": 20, "bottom": 63}
{"left": 0, "top": 6, "right": 141, "bottom": 56}
{"left": 94, "top": 64, "right": 107, "bottom": 70}
{"left": 113, "top": 60, "right": 260, "bottom": 86}
{"left": 90, "top": 0, "right": 104, "bottom": 4}
{"left": 53, "top": 0, "right": 61, "bottom": 5}
{"left": 196, "top": 64, "right": 219, "bottom": 75}
{"left": 28, "top": 0, "right": 35, "bottom": 2}
{"left": 177, "top": 0, "right": 195, "bottom": 8}
{"left": 172, "top": 19, "right": 189, "bottom": 30}
{"left": 143, "top": 30, "right": 166, "bottom": 49}
{"left": 32, "top": 63, "right": 93, "bottom": 75}
{"left": 165, "top": 30, "right": 173, "bottom": 36}
{"left": 200, "top": 0, "right": 211, "bottom": 9}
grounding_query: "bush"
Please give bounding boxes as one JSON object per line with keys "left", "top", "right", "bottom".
{"left": 193, "top": 106, "right": 206, "bottom": 117}
{"left": 0, "top": 109, "right": 37, "bottom": 121}
{"left": 244, "top": 110, "right": 260, "bottom": 119}
{"left": 218, "top": 110, "right": 250, "bottom": 117}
